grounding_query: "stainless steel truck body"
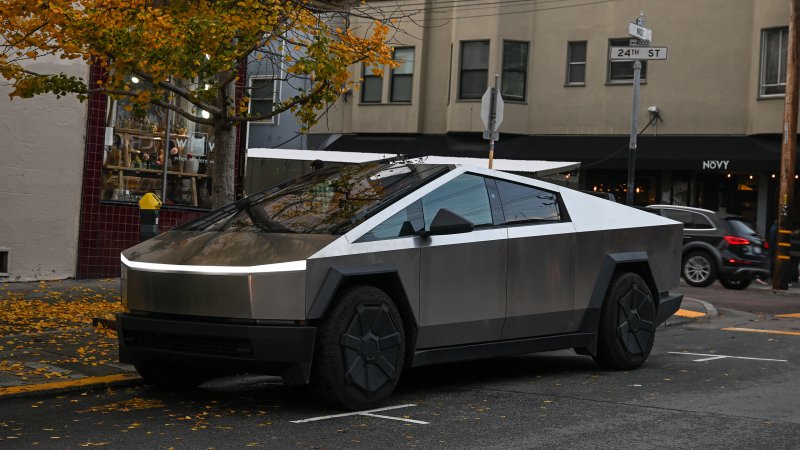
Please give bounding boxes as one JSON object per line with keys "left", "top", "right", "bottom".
{"left": 118, "top": 161, "right": 682, "bottom": 409}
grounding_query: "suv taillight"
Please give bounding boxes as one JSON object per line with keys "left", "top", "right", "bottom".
{"left": 723, "top": 235, "right": 750, "bottom": 245}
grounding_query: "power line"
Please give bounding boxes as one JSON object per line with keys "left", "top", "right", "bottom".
{"left": 349, "top": 0, "right": 619, "bottom": 22}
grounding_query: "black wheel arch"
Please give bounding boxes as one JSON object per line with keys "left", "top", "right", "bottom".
{"left": 308, "top": 266, "right": 419, "bottom": 369}
{"left": 577, "top": 252, "right": 662, "bottom": 355}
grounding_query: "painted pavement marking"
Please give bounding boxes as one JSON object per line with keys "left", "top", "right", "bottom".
{"left": 721, "top": 327, "right": 800, "bottom": 337}
{"left": 0, "top": 373, "right": 142, "bottom": 397}
{"left": 775, "top": 313, "right": 800, "bottom": 319}
{"left": 668, "top": 351, "right": 788, "bottom": 363}
{"left": 291, "top": 403, "right": 429, "bottom": 425}
{"left": 674, "top": 309, "right": 706, "bottom": 318}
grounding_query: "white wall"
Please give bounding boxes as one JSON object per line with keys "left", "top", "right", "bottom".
{"left": 0, "top": 56, "right": 88, "bottom": 281}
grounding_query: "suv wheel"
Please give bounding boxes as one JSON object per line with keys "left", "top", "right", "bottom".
{"left": 683, "top": 251, "right": 717, "bottom": 287}
{"left": 720, "top": 276, "right": 753, "bottom": 290}
{"left": 311, "top": 285, "right": 405, "bottom": 411}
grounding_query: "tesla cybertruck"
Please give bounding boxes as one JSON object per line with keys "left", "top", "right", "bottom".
{"left": 117, "top": 161, "right": 682, "bottom": 410}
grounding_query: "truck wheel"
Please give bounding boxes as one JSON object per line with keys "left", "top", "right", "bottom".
{"left": 134, "top": 364, "right": 209, "bottom": 388}
{"left": 683, "top": 251, "right": 716, "bottom": 287}
{"left": 311, "top": 285, "right": 405, "bottom": 411}
{"left": 593, "top": 272, "right": 656, "bottom": 370}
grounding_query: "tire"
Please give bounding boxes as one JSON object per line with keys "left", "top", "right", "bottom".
{"left": 682, "top": 251, "right": 717, "bottom": 287}
{"left": 593, "top": 272, "right": 656, "bottom": 370}
{"left": 311, "top": 285, "right": 406, "bottom": 411}
{"left": 720, "top": 276, "right": 753, "bottom": 290}
{"left": 134, "top": 364, "right": 209, "bottom": 388}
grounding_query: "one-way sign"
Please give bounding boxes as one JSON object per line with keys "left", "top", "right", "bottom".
{"left": 610, "top": 46, "right": 668, "bottom": 61}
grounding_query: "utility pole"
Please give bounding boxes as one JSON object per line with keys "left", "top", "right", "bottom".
{"left": 773, "top": 0, "right": 800, "bottom": 290}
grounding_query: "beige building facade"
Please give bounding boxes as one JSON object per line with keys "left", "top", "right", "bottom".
{"left": 0, "top": 57, "right": 88, "bottom": 281}
{"left": 311, "top": 0, "right": 795, "bottom": 234}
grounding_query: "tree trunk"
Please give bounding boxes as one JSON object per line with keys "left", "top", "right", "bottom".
{"left": 211, "top": 118, "right": 235, "bottom": 209}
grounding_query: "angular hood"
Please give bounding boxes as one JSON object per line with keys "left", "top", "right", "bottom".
{"left": 122, "top": 230, "right": 338, "bottom": 267}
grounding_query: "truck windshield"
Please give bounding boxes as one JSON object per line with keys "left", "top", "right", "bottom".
{"left": 177, "top": 162, "right": 449, "bottom": 235}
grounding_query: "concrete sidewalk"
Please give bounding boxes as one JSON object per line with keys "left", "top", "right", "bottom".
{"left": 0, "top": 277, "right": 713, "bottom": 399}
{"left": 0, "top": 278, "right": 140, "bottom": 399}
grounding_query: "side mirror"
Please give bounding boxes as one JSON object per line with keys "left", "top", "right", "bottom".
{"left": 419, "top": 209, "right": 474, "bottom": 238}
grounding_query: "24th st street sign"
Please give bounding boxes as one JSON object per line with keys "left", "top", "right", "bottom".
{"left": 610, "top": 46, "right": 668, "bottom": 60}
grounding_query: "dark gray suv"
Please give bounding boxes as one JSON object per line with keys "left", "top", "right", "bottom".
{"left": 646, "top": 205, "right": 770, "bottom": 289}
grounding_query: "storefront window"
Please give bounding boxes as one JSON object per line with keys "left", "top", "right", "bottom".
{"left": 585, "top": 171, "right": 658, "bottom": 205}
{"left": 101, "top": 80, "right": 215, "bottom": 209}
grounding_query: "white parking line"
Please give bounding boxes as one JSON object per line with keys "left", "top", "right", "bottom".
{"left": 668, "top": 352, "right": 788, "bottom": 362}
{"left": 291, "top": 403, "right": 429, "bottom": 425}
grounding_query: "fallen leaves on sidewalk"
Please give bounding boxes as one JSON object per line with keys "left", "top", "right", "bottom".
{"left": 0, "top": 282, "right": 123, "bottom": 383}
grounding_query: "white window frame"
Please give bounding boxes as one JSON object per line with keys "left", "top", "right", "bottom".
{"left": 361, "top": 61, "right": 384, "bottom": 103}
{"left": 247, "top": 74, "right": 279, "bottom": 126}
{"left": 459, "top": 40, "right": 490, "bottom": 100}
{"left": 760, "top": 27, "right": 788, "bottom": 98}
{"left": 566, "top": 41, "right": 587, "bottom": 86}
{"left": 501, "top": 40, "right": 529, "bottom": 102}
{"left": 390, "top": 47, "right": 415, "bottom": 103}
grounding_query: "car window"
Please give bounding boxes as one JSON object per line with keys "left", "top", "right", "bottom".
{"left": 727, "top": 218, "right": 756, "bottom": 236}
{"left": 661, "top": 209, "right": 692, "bottom": 227}
{"left": 358, "top": 200, "right": 423, "bottom": 242}
{"left": 690, "top": 213, "right": 714, "bottom": 229}
{"left": 662, "top": 209, "right": 714, "bottom": 229}
{"left": 495, "top": 179, "right": 561, "bottom": 224}
{"left": 422, "top": 173, "right": 493, "bottom": 229}
{"left": 359, "top": 173, "right": 493, "bottom": 242}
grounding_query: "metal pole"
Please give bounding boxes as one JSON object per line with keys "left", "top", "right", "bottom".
{"left": 161, "top": 80, "right": 171, "bottom": 203}
{"left": 773, "top": 0, "right": 800, "bottom": 289}
{"left": 488, "top": 74, "right": 499, "bottom": 169}
{"left": 627, "top": 60, "right": 642, "bottom": 206}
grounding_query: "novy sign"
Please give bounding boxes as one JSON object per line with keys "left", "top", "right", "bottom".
{"left": 702, "top": 160, "right": 729, "bottom": 170}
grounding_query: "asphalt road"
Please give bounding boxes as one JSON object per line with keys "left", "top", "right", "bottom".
{"left": 1, "top": 293, "right": 799, "bottom": 449}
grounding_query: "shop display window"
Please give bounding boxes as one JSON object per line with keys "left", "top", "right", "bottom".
{"left": 101, "top": 84, "right": 215, "bottom": 209}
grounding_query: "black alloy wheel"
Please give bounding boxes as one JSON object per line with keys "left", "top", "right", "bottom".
{"left": 594, "top": 272, "right": 656, "bottom": 370}
{"left": 311, "top": 285, "right": 405, "bottom": 410}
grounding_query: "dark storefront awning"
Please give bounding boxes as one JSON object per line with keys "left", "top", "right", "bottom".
{"left": 324, "top": 133, "right": 785, "bottom": 172}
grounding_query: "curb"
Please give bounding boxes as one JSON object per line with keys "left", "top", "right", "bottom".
{"left": 0, "top": 374, "right": 142, "bottom": 401}
{"left": 662, "top": 297, "right": 716, "bottom": 327}
{"left": 685, "top": 297, "right": 718, "bottom": 318}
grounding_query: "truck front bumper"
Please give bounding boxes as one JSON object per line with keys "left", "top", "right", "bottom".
{"left": 117, "top": 313, "right": 317, "bottom": 384}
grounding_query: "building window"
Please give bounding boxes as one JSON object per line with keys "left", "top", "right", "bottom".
{"left": 102, "top": 75, "right": 217, "bottom": 209}
{"left": 390, "top": 47, "right": 414, "bottom": 102}
{"left": 459, "top": 40, "right": 489, "bottom": 100}
{"left": 501, "top": 41, "right": 528, "bottom": 101}
{"left": 607, "top": 38, "right": 647, "bottom": 83}
{"left": 566, "top": 41, "right": 587, "bottom": 85}
{"left": 249, "top": 76, "right": 278, "bottom": 124}
{"left": 761, "top": 27, "right": 788, "bottom": 97}
{"left": 362, "top": 62, "right": 383, "bottom": 103}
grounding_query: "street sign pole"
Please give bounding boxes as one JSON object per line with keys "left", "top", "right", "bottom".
{"left": 488, "top": 74, "right": 499, "bottom": 169}
{"left": 627, "top": 60, "right": 641, "bottom": 206}
{"left": 481, "top": 74, "right": 503, "bottom": 169}
{"left": 489, "top": 74, "right": 500, "bottom": 169}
